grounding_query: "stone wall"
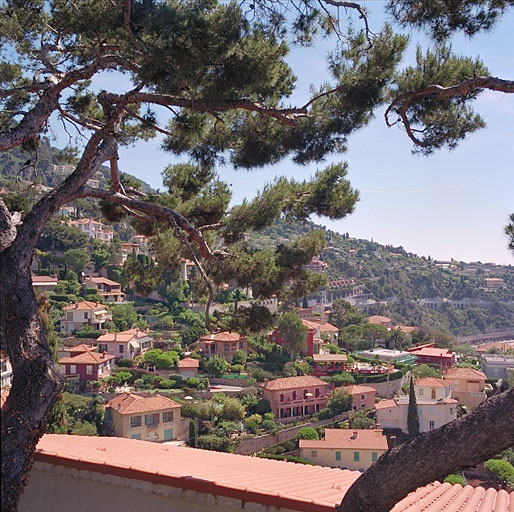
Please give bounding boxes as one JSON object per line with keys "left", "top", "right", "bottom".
{"left": 365, "top": 375, "right": 407, "bottom": 399}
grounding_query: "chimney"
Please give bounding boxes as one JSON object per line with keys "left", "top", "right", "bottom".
{"left": 351, "top": 431, "right": 358, "bottom": 439}
{"left": 389, "top": 435, "right": 397, "bottom": 448}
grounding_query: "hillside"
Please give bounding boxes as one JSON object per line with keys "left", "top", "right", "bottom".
{"left": 251, "top": 220, "right": 514, "bottom": 336}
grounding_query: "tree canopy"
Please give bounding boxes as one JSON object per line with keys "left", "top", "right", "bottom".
{"left": 1, "top": 1, "right": 514, "bottom": 511}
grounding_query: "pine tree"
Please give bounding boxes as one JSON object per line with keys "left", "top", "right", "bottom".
{"left": 407, "top": 376, "right": 420, "bottom": 436}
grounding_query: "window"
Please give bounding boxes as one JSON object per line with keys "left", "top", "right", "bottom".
{"left": 292, "top": 391, "right": 297, "bottom": 401}
{"left": 315, "top": 388, "right": 320, "bottom": 398}
{"left": 83, "top": 312, "right": 89, "bottom": 320}
{"left": 164, "top": 428, "right": 173, "bottom": 441}
{"left": 431, "top": 389, "right": 436, "bottom": 399}
{"left": 372, "top": 452, "right": 378, "bottom": 462}
{"left": 145, "top": 413, "right": 159, "bottom": 426}
{"left": 335, "top": 451, "right": 341, "bottom": 461}
{"left": 119, "top": 345, "right": 124, "bottom": 354}
{"left": 232, "top": 343, "right": 237, "bottom": 350}
{"left": 450, "top": 407, "right": 454, "bottom": 415}
{"left": 239, "top": 342, "right": 244, "bottom": 349}
{"left": 354, "top": 452, "right": 360, "bottom": 462}
{"left": 98, "top": 343, "right": 107, "bottom": 353}
{"left": 311, "top": 451, "right": 317, "bottom": 458}
{"left": 131, "top": 434, "right": 141, "bottom": 440}
{"left": 419, "top": 388, "right": 424, "bottom": 396}
{"left": 130, "top": 416, "right": 142, "bottom": 427}
{"left": 224, "top": 343, "right": 229, "bottom": 352}
{"left": 271, "top": 336, "right": 276, "bottom": 342}
{"left": 66, "top": 312, "right": 73, "bottom": 321}
{"left": 303, "top": 389, "right": 308, "bottom": 399}
{"left": 163, "top": 411, "right": 173, "bottom": 422}
{"left": 280, "top": 394, "right": 285, "bottom": 403}
{"left": 429, "top": 420, "right": 435, "bottom": 430}
{"left": 86, "top": 365, "right": 93, "bottom": 375}
{"left": 429, "top": 407, "right": 435, "bottom": 415}
{"left": 493, "top": 368, "right": 499, "bottom": 376}
{"left": 361, "top": 394, "right": 366, "bottom": 400}
{"left": 69, "top": 365, "right": 76, "bottom": 374}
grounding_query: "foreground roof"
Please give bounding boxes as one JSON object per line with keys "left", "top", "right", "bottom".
{"left": 261, "top": 375, "right": 328, "bottom": 391}
{"left": 34, "top": 436, "right": 513, "bottom": 512}
{"left": 106, "top": 393, "right": 181, "bottom": 414}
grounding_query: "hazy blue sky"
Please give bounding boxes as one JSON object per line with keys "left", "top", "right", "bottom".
{"left": 62, "top": 3, "right": 514, "bottom": 264}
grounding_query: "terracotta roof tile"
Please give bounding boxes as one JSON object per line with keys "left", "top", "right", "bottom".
{"left": 262, "top": 375, "right": 328, "bottom": 391}
{"left": 368, "top": 315, "right": 393, "bottom": 324}
{"left": 199, "top": 331, "right": 242, "bottom": 342}
{"left": 85, "top": 276, "right": 121, "bottom": 286}
{"left": 300, "top": 429, "right": 388, "bottom": 450}
{"left": 34, "top": 436, "right": 513, "bottom": 512}
{"left": 344, "top": 384, "right": 377, "bottom": 395}
{"left": 375, "top": 398, "right": 397, "bottom": 410}
{"left": 302, "top": 319, "right": 321, "bottom": 330}
{"left": 410, "top": 347, "right": 453, "bottom": 357}
{"left": 415, "top": 378, "right": 448, "bottom": 388}
{"left": 62, "top": 301, "right": 106, "bottom": 311}
{"left": 443, "top": 367, "right": 487, "bottom": 380}
{"left": 313, "top": 354, "right": 348, "bottom": 362}
{"left": 178, "top": 357, "right": 200, "bottom": 368}
{"left": 106, "top": 393, "right": 181, "bottom": 414}
{"left": 96, "top": 328, "right": 150, "bottom": 343}
{"left": 59, "top": 351, "right": 114, "bottom": 365}
{"left": 65, "top": 344, "right": 97, "bottom": 354}
{"left": 319, "top": 322, "right": 339, "bottom": 332}
{"left": 31, "top": 275, "right": 58, "bottom": 284}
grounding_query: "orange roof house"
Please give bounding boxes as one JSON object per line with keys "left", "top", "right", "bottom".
{"left": 60, "top": 301, "right": 111, "bottom": 333}
{"left": 344, "top": 384, "right": 377, "bottom": 411}
{"left": 367, "top": 315, "right": 393, "bottom": 328}
{"left": 443, "top": 367, "right": 488, "bottom": 408}
{"left": 177, "top": 357, "right": 200, "bottom": 378}
{"left": 58, "top": 350, "right": 114, "bottom": 384}
{"left": 31, "top": 274, "right": 58, "bottom": 292}
{"left": 21, "top": 435, "right": 513, "bottom": 512}
{"left": 299, "top": 429, "right": 388, "bottom": 470}
{"left": 96, "top": 328, "right": 153, "bottom": 360}
{"left": 408, "top": 343, "right": 455, "bottom": 367}
{"left": 84, "top": 276, "right": 125, "bottom": 302}
{"left": 199, "top": 331, "right": 247, "bottom": 362}
{"left": 261, "top": 376, "right": 328, "bottom": 422}
{"left": 105, "top": 393, "right": 186, "bottom": 442}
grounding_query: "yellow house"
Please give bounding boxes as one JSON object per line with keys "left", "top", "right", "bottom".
{"left": 105, "top": 393, "right": 187, "bottom": 442}
{"left": 443, "top": 367, "right": 487, "bottom": 408}
{"left": 299, "top": 429, "right": 388, "bottom": 471}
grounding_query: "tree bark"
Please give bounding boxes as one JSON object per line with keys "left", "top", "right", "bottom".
{"left": 338, "top": 388, "right": 514, "bottom": 512}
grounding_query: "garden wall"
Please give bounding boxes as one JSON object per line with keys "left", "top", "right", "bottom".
{"left": 365, "top": 375, "right": 407, "bottom": 398}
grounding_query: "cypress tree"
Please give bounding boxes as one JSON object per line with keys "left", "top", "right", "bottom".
{"left": 407, "top": 376, "right": 420, "bottom": 436}
{"left": 189, "top": 420, "right": 197, "bottom": 448}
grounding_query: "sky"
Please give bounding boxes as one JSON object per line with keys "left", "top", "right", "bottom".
{"left": 58, "top": 2, "right": 514, "bottom": 265}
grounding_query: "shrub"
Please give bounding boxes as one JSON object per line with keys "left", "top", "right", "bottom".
{"left": 114, "top": 371, "right": 133, "bottom": 384}
{"left": 444, "top": 474, "right": 467, "bottom": 486}
{"left": 261, "top": 419, "right": 276, "bottom": 431}
{"left": 158, "top": 379, "right": 175, "bottom": 389}
{"left": 263, "top": 412, "right": 275, "bottom": 421}
{"left": 222, "top": 398, "right": 246, "bottom": 421}
{"left": 232, "top": 350, "right": 247, "bottom": 365}
{"left": 328, "top": 388, "right": 352, "bottom": 415}
{"left": 245, "top": 420, "right": 260, "bottom": 434}
{"left": 116, "top": 358, "right": 133, "bottom": 368}
{"left": 197, "top": 435, "right": 234, "bottom": 453}
{"left": 483, "top": 459, "right": 514, "bottom": 485}
{"left": 349, "top": 411, "right": 376, "bottom": 429}
{"left": 297, "top": 427, "right": 319, "bottom": 440}
{"left": 133, "top": 378, "right": 144, "bottom": 389}
{"left": 318, "top": 408, "right": 332, "bottom": 420}
{"left": 255, "top": 399, "right": 272, "bottom": 415}
{"left": 187, "top": 377, "right": 200, "bottom": 388}
{"left": 230, "top": 364, "right": 245, "bottom": 373}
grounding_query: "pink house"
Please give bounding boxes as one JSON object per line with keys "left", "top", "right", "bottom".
{"left": 344, "top": 385, "right": 376, "bottom": 411}
{"left": 59, "top": 349, "right": 114, "bottom": 383}
{"left": 96, "top": 328, "right": 153, "bottom": 360}
{"left": 177, "top": 358, "right": 200, "bottom": 379}
{"left": 261, "top": 376, "right": 328, "bottom": 422}
{"left": 199, "top": 331, "right": 247, "bottom": 362}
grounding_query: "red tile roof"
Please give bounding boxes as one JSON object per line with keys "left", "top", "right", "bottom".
{"left": 200, "top": 331, "right": 242, "bottom": 342}
{"left": 409, "top": 347, "right": 453, "bottom": 357}
{"left": 368, "top": 315, "right": 393, "bottom": 325}
{"left": 312, "top": 353, "right": 348, "bottom": 363}
{"left": 415, "top": 377, "right": 448, "bottom": 388}
{"left": 62, "top": 301, "right": 106, "bottom": 311}
{"left": 300, "top": 429, "right": 388, "bottom": 451}
{"left": 302, "top": 319, "right": 321, "bottom": 330}
{"left": 31, "top": 275, "right": 58, "bottom": 284}
{"left": 178, "top": 357, "right": 200, "bottom": 368}
{"left": 65, "top": 344, "right": 97, "bottom": 354}
{"left": 375, "top": 399, "right": 397, "bottom": 410}
{"left": 34, "top": 436, "right": 513, "bottom": 512}
{"left": 59, "top": 351, "right": 114, "bottom": 365}
{"left": 96, "top": 328, "right": 150, "bottom": 343}
{"left": 443, "top": 367, "right": 487, "bottom": 380}
{"left": 344, "top": 384, "right": 377, "bottom": 395}
{"left": 262, "top": 375, "right": 328, "bottom": 391}
{"left": 106, "top": 393, "right": 181, "bottom": 414}
{"left": 319, "top": 322, "right": 339, "bottom": 332}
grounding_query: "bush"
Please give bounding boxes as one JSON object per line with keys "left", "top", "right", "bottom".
{"left": 328, "top": 388, "right": 352, "bottom": 415}
{"left": 261, "top": 419, "right": 276, "bottom": 431}
{"left": 116, "top": 358, "right": 133, "bottom": 368}
{"left": 187, "top": 377, "right": 200, "bottom": 388}
{"left": 222, "top": 398, "right": 246, "bottom": 421}
{"left": 197, "top": 435, "right": 234, "bottom": 453}
{"left": 255, "top": 399, "right": 272, "bottom": 415}
{"left": 483, "top": 459, "right": 514, "bottom": 485}
{"left": 133, "top": 378, "right": 144, "bottom": 389}
{"left": 318, "top": 408, "right": 332, "bottom": 420}
{"left": 114, "top": 371, "right": 133, "bottom": 384}
{"left": 349, "top": 411, "right": 376, "bottom": 429}
{"left": 245, "top": 420, "right": 260, "bottom": 434}
{"left": 444, "top": 474, "right": 467, "bottom": 486}
{"left": 230, "top": 364, "right": 245, "bottom": 373}
{"left": 297, "top": 427, "right": 319, "bottom": 440}
{"left": 263, "top": 412, "right": 275, "bottom": 421}
{"left": 158, "top": 379, "right": 175, "bottom": 389}
{"left": 232, "top": 349, "right": 247, "bottom": 365}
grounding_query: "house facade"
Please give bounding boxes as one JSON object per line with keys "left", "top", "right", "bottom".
{"left": 407, "top": 343, "right": 455, "bottom": 368}
{"left": 177, "top": 357, "right": 200, "bottom": 379}
{"left": 345, "top": 385, "right": 376, "bottom": 411}
{"left": 84, "top": 277, "right": 125, "bottom": 302}
{"left": 481, "top": 354, "right": 514, "bottom": 379}
{"left": 96, "top": 328, "right": 153, "bottom": 360}
{"left": 443, "top": 367, "right": 487, "bottom": 408}
{"left": 199, "top": 331, "right": 247, "bottom": 362}
{"left": 58, "top": 349, "right": 114, "bottom": 384}
{"left": 268, "top": 319, "right": 326, "bottom": 357}
{"left": 60, "top": 301, "right": 111, "bottom": 333}
{"left": 375, "top": 378, "right": 457, "bottom": 433}
{"left": 312, "top": 353, "right": 348, "bottom": 377}
{"left": 261, "top": 376, "right": 328, "bottom": 422}
{"left": 68, "top": 218, "right": 113, "bottom": 242}
{"left": 105, "top": 393, "right": 186, "bottom": 442}
{"left": 299, "top": 429, "right": 388, "bottom": 471}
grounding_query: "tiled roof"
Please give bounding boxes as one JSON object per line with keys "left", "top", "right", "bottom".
{"left": 200, "top": 331, "right": 242, "bottom": 342}
{"left": 476, "top": 341, "right": 514, "bottom": 353}
{"left": 397, "top": 325, "right": 417, "bottom": 334}
{"left": 262, "top": 375, "right": 327, "bottom": 391}
{"left": 31, "top": 275, "right": 58, "bottom": 284}
{"left": 415, "top": 378, "right": 448, "bottom": 388}
{"left": 96, "top": 328, "right": 150, "bottom": 343}
{"left": 300, "top": 429, "right": 388, "bottom": 450}
{"left": 344, "top": 384, "right": 377, "bottom": 395}
{"left": 62, "top": 301, "right": 106, "bottom": 311}
{"left": 85, "top": 276, "right": 121, "bottom": 286}
{"left": 319, "top": 322, "right": 339, "bottom": 332}
{"left": 65, "top": 344, "right": 97, "bottom": 354}
{"left": 410, "top": 347, "right": 453, "bottom": 357}
{"left": 302, "top": 319, "right": 321, "bottom": 330}
{"left": 312, "top": 353, "right": 348, "bottom": 362}
{"left": 106, "top": 393, "right": 181, "bottom": 414}
{"left": 443, "top": 367, "right": 487, "bottom": 380}
{"left": 178, "top": 357, "right": 200, "bottom": 368}
{"left": 35, "top": 436, "right": 513, "bottom": 512}
{"left": 375, "top": 399, "right": 397, "bottom": 410}
{"left": 59, "top": 351, "right": 114, "bottom": 365}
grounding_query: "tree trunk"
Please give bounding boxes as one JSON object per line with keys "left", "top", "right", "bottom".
{"left": 338, "top": 388, "right": 514, "bottom": 512}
